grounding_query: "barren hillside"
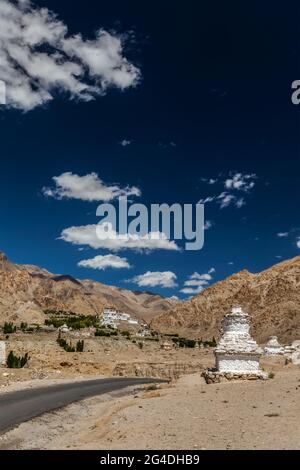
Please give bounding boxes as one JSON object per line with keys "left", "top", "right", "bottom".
{"left": 0, "top": 251, "right": 173, "bottom": 325}
{"left": 151, "top": 256, "right": 300, "bottom": 343}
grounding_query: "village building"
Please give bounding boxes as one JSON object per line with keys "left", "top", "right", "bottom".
{"left": 100, "top": 307, "right": 138, "bottom": 328}
{"left": 58, "top": 324, "right": 70, "bottom": 333}
{"left": 203, "top": 306, "right": 267, "bottom": 383}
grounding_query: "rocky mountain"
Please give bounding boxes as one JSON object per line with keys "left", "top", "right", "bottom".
{"left": 0, "top": 251, "right": 173, "bottom": 325}
{"left": 151, "top": 256, "right": 300, "bottom": 343}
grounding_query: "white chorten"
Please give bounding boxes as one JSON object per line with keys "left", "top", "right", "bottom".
{"left": 214, "top": 306, "right": 264, "bottom": 376}
{"left": 264, "top": 336, "right": 284, "bottom": 355}
{"left": 0, "top": 341, "right": 6, "bottom": 365}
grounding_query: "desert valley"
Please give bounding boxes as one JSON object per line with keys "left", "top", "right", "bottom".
{"left": 0, "top": 251, "right": 299, "bottom": 449}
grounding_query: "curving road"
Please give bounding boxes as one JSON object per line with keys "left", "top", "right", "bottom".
{"left": 0, "top": 377, "right": 166, "bottom": 434}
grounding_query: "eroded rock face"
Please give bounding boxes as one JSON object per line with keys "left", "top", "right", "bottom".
{"left": 113, "top": 361, "right": 205, "bottom": 380}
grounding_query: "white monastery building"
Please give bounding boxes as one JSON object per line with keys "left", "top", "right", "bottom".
{"left": 101, "top": 308, "right": 138, "bottom": 328}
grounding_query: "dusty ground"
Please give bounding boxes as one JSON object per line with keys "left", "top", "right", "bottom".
{"left": 0, "top": 361, "right": 299, "bottom": 450}
{"left": 0, "top": 330, "right": 213, "bottom": 388}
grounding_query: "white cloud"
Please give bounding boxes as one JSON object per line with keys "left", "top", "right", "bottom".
{"left": 204, "top": 220, "right": 213, "bottom": 230}
{"left": 43, "top": 172, "right": 140, "bottom": 202}
{"left": 224, "top": 173, "right": 256, "bottom": 192}
{"left": 297, "top": 238, "right": 300, "bottom": 249}
{"left": 0, "top": 0, "right": 140, "bottom": 111}
{"left": 201, "top": 177, "right": 217, "bottom": 185}
{"left": 198, "top": 196, "right": 215, "bottom": 204}
{"left": 217, "top": 192, "right": 236, "bottom": 209}
{"left": 78, "top": 254, "right": 130, "bottom": 270}
{"left": 277, "top": 232, "right": 289, "bottom": 238}
{"left": 180, "top": 268, "right": 215, "bottom": 296}
{"left": 129, "top": 271, "right": 177, "bottom": 289}
{"left": 180, "top": 286, "right": 204, "bottom": 295}
{"left": 199, "top": 172, "right": 256, "bottom": 209}
{"left": 60, "top": 222, "right": 180, "bottom": 252}
{"left": 119, "top": 139, "right": 132, "bottom": 147}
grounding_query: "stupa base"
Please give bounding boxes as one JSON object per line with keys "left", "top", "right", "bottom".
{"left": 202, "top": 369, "right": 268, "bottom": 384}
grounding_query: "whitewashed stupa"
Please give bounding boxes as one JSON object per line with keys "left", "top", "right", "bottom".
{"left": 264, "top": 336, "right": 284, "bottom": 355}
{"left": 0, "top": 341, "right": 6, "bottom": 365}
{"left": 203, "top": 306, "right": 267, "bottom": 383}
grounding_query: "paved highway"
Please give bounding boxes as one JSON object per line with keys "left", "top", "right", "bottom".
{"left": 0, "top": 377, "right": 165, "bottom": 434}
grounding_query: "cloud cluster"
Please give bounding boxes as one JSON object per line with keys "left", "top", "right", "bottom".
{"left": 0, "top": 0, "right": 140, "bottom": 111}
{"left": 277, "top": 232, "right": 289, "bottom": 238}
{"left": 119, "top": 139, "right": 132, "bottom": 147}
{"left": 297, "top": 238, "right": 300, "bottom": 249}
{"left": 199, "top": 172, "right": 256, "bottom": 209}
{"left": 129, "top": 271, "right": 178, "bottom": 289}
{"left": 180, "top": 268, "right": 215, "bottom": 295}
{"left": 60, "top": 222, "right": 180, "bottom": 252}
{"left": 43, "top": 172, "right": 140, "bottom": 202}
{"left": 78, "top": 254, "right": 130, "bottom": 270}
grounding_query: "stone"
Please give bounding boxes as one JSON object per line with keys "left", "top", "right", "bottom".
{"left": 160, "top": 341, "right": 172, "bottom": 351}
{"left": 203, "top": 306, "right": 267, "bottom": 383}
{"left": 291, "top": 351, "right": 300, "bottom": 365}
{"left": 0, "top": 341, "right": 6, "bottom": 365}
{"left": 291, "top": 340, "right": 300, "bottom": 350}
{"left": 264, "top": 336, "right": 284, "bottom": 355}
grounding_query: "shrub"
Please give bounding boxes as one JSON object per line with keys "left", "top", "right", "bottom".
{"left": 203, "top": 337, "right": 217, "bottom": 348}
{"left": 172, "top": 337, "right": 196, "bottom": 348}
{"left": 268, "top": 372, "right": 275, "bottom": 379}
{"left": 20, "top": 322, "right": 28, "bottom": 332}
{"left": 76, "top": 340, "right": 84, "bottom": 352}
{"left": 56, "top": 334, "right": 75, "bottom": 352}
{"left": 45, "top": 314, "right": 98, "bottom": 330}
{"left": 138, "top": 342, "right": 144, "bottom": 349}
{"left": 3, "top": 322, "right": 16, "bottom": 334}
{"left": 121, "top": 330, "right": 130, "bottom": 337}
{"left": 6, "top": 351, "right": 30, "bottom": 368}
{"left": 95, "top": 329, "right": 111, "bottom": 337}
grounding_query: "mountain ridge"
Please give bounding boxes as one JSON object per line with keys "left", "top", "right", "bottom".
{"left": 151, "top": 255, "right": 300, "bottom": 343}
{"left": 0, "top": 251, "right": 174, "bottom": 325}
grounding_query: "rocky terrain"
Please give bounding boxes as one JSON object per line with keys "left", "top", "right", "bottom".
{"left": 0, "top": 251, "right": 174, "bottom": 325}
{"left": 152, "top": 256, "right": 300, "bottom": 343}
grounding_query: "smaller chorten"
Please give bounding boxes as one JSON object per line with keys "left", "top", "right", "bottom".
{"left": 264, "top": 336, "right": 284, "bottom": 355}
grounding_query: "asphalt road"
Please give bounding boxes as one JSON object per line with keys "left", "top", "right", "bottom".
{"left": 0, "top": 377, "right": 165, "bottom": 434}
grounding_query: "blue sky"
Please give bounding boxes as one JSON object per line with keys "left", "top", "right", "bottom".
{"left": 0, "top": 0, "right": 299, "bottom": 298}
